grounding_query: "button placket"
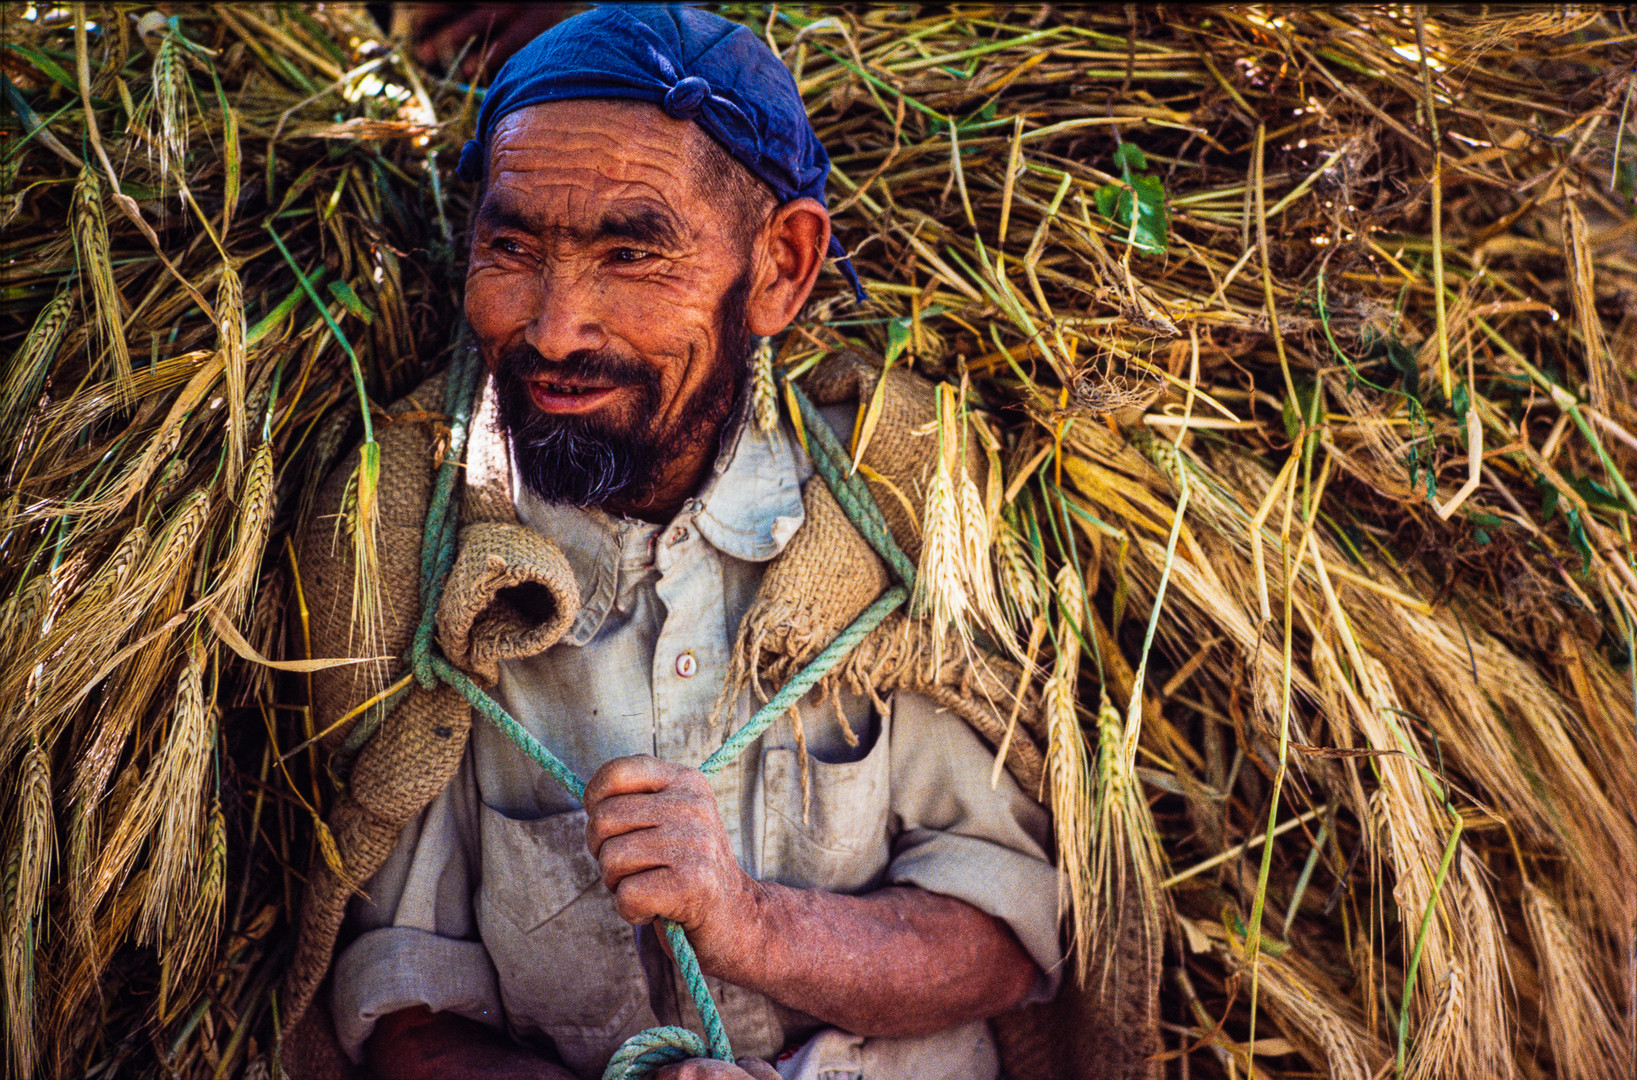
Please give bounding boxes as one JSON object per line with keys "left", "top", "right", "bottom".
{"left": 651, "top": 525, "right": 731, "bottom": 764}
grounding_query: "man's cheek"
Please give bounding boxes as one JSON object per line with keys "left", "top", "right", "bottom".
{"left": 464, "top": 267, "right": 533, "bottom": 349}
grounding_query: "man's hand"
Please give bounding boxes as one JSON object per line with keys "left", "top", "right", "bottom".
{"left": 654, "top": 1058, "right": 782, "bottom": 1080}
{"left": 583, "top": 756, "right": 761, "bottom": 970}
{"left": 583, "top": 756, "right": 1040, "bottom": 1041}
{"left": 408, "top": 4, "right": 571, "bottom": 80}
{"left": 365, "top": 1007, "right": 574, "bottom": 1080}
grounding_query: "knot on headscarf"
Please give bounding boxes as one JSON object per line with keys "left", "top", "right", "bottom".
{"left": 454, "top": 4, "right": 866, "bottom": 303}
{"left": 662, "top": 75, "right": 711, "bottom": 120}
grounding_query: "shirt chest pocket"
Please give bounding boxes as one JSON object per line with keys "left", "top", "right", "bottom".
{"left": 474, "top": 804, "right": 656, "bottom": 1073}
{"left": 758, "top": 708, "right": 893, "bottom": 895}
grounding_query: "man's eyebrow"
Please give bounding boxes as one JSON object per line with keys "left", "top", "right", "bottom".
{"left": 593, "top": 206, "right": 684, "bottom": 249}
{"left": 475, "top": 199, "right": 537, "bottom": 234}
{"left": 474, "top": 198, "right": 686, "bottom": 249}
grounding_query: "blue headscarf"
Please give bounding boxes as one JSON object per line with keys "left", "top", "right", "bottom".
{"left": 456, "top": 4, "right": 865, "bottom": 302}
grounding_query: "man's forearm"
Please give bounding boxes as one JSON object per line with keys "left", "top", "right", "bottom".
{"left": 697, "top": 883, "right": 1038, "bottom": 1038}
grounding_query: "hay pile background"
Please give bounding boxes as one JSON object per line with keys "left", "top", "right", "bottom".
{"left": 2, "top": 4, "right": 1634, "bottom": 1078}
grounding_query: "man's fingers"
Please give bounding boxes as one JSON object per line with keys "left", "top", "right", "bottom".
{"left": 416, "top": 10, "right": 504, "bottom": 69}
{"left": 406, "top": 3, "right": 467, "bottom": 40}
{"left": 585, "top": 792, "right": 659, "bottom": 857}
{"left": 586, "top": 789, "right": 717, "bottom": 857}
{"left": 608, "top": 865, "right": 683, "bottom": 926}
{"left": 412, "top": 3, "right": 573, "bottom": 74}
{"left": 594, "top": 830, "right": 673, "bottom": 892}
{"left": 583, "top": 755, "right": 703, "bottom": 808}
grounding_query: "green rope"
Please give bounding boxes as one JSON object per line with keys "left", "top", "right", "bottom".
{"left": 401, "top": 349, "right": 914, "bottom": 1079}
{"left": 602, "top": 1027, "right": 709, "bottom": 1077}
{"left": 786, "top": 382, "right": 918, "bottom": 591}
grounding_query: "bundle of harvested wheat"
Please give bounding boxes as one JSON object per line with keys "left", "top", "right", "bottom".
{"left": 1, "top": 5, "right": 1633, "bottom": 1079}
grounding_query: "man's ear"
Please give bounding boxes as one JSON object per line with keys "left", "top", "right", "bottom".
{"left": 746, "top": 198, "right": 831, "bottom": 338}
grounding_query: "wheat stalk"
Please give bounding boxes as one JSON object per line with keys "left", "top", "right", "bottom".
{"left": 993, "top": 516, "right": 1041, "bottom": 631}
{"left": 752, "top": 336, "right": 779, "bottom": 434}
{"left": 70, "top": 164, "right": 131, "bottom": 391}
{"left": 1044, "top": 561, "right": 1093, "bottom": 967}
{"left": 342, "top": 443, "right": 386, "bottom": 659}
{"left": 218, "top": 264, "right": 249, "bottom": 482}
{"left": 1, "top": 290, "right": 72, "bottom": 450}
{"left": 216, "top": 441, "right": 274, "bottom": 624}
{"left": 147, "top": 29, "right": 190, "bottom": 189}
{"left": 1404, "top": 963, "right": 1465, "bottom": 1080}
{"left": 958, "top": 465, "right": 1012, "bottom": 652}
{"left": 1524, "top": 883, "right": 1627, "bottom": 1080}
{"left": 2, "top": 742, "right": 53, "bottom": 1080}
{"left": 910, "top": 389, "right": 969, "bottom": 675}
{"left": 177, "top": 796, "right": 227, "bottom": 992}
{"left": 137, "top": 643, "right": 211, "bottom": 950}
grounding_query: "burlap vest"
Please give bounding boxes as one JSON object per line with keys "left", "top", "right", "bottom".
{"left": 281, "top": 352, "right": 1159, "bottom": 1080}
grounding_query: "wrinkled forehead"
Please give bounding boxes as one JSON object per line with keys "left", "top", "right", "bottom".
{"left": 480, "top": 100, "right": 710, "bottom": 239}
{"left": 486, "top": 100, "right": 705, "bottom": 193}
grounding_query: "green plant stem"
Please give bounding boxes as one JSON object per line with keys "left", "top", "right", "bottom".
{"left": 1397, "top": 808, "right": 1465, "bottom": 1075}
{"left": 264, "top": 225, "right": 372, "bottom": 445}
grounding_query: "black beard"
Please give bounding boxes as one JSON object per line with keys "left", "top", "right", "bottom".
{"left": 493, "top": 271, "right": 753, "bottom": 509}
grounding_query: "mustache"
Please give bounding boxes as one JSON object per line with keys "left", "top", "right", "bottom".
{"left": 494, "top": 344, "right": 657, "bottom": 389}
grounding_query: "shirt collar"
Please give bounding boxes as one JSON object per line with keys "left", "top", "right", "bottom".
{"left": 471, "top": 384, "right": 811, "bottom": 646}
{"left": 693, "top": 396, "right": 810, "bottom": 563}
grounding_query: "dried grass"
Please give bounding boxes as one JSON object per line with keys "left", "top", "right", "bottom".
{"left": 1, "top": 4, "right": 1634, "bottom": 1078}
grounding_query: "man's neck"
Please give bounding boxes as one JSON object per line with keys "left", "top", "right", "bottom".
{"left": 600, "top": 420, "right": 726, "bottom": 524}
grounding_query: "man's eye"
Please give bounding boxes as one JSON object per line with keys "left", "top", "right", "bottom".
{"left": 612, "top": 248, "right": 651, "bottom": 263}
{"left": 493, "top": 237, "right": 529, "bottom": 256}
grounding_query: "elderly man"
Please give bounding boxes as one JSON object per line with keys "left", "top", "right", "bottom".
{"left": 285, "top": 8, "right": 1060, "bottom": 1080}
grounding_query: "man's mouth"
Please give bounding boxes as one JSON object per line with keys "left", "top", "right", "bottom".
{"left": 526, "top": 377, "right": 621, "bottom": 414}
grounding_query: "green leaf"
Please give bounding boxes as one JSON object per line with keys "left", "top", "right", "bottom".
{"left": 1282, "top": 392, "right": 1302, "bottom": 444}
{"left": 1386, "top": 340, "right": 1420, "bottom": 400}
{"left": 1, "top": 43, "right": 77, "bottom": 95}
{"left": 1566, "top": 474, "right": 1626, "bottom": 513}
{"left": 883, "top": 315, "right": 913, "bottom": 364}
{"left": 1093, "top": 146, "right": 1169, "bottom": 255}
{"left": 1094, "top": 182, "right": 1169, "bottom": 254}
{"left": 1539, "top": 479, "right": 1559, "bottom": 522}
{"left": 1113, "top": 141, "right": 1148, "bottom": 175}
{"left": 1129, "top": 174, "right": 1170, "bottom": 252}
{"left": 1093, "top": 183, "right": 1119, "bottom": 221}
{"left": 1281, "top": 377, "right": 1318, "bottom": 445}
{"left": 327, "top": 280, "right": 374, "bottom": 325}
{"left": 1566, "top": 507, "right": 1594, "bottom": 574}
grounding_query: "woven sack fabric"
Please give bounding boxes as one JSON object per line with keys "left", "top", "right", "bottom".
{"left": 282, "top": 361, "right": 1160, "bottom": 1080}
{"left": 285, "top": 372, "right": 581, "bottom": 1023}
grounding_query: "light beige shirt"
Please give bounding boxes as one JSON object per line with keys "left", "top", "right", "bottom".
{"left": 331, "top": 400, "right": 1061, "bottom": 1079}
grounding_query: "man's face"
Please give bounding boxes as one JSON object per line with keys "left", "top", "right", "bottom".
{"left": 465, "top": 100, "right": 756, "bottom": 508}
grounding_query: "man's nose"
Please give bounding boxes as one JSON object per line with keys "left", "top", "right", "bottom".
{"left": 523, "top": 268, "right": 608, "bottom": 361}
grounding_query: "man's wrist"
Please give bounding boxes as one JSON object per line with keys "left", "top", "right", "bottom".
{"left": 693, "top": 876, "right": 784, "bottom": 984}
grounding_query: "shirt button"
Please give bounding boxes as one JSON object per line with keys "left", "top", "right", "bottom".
{"left": 675, "top": 652, "right": 697, "bottom": 678}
